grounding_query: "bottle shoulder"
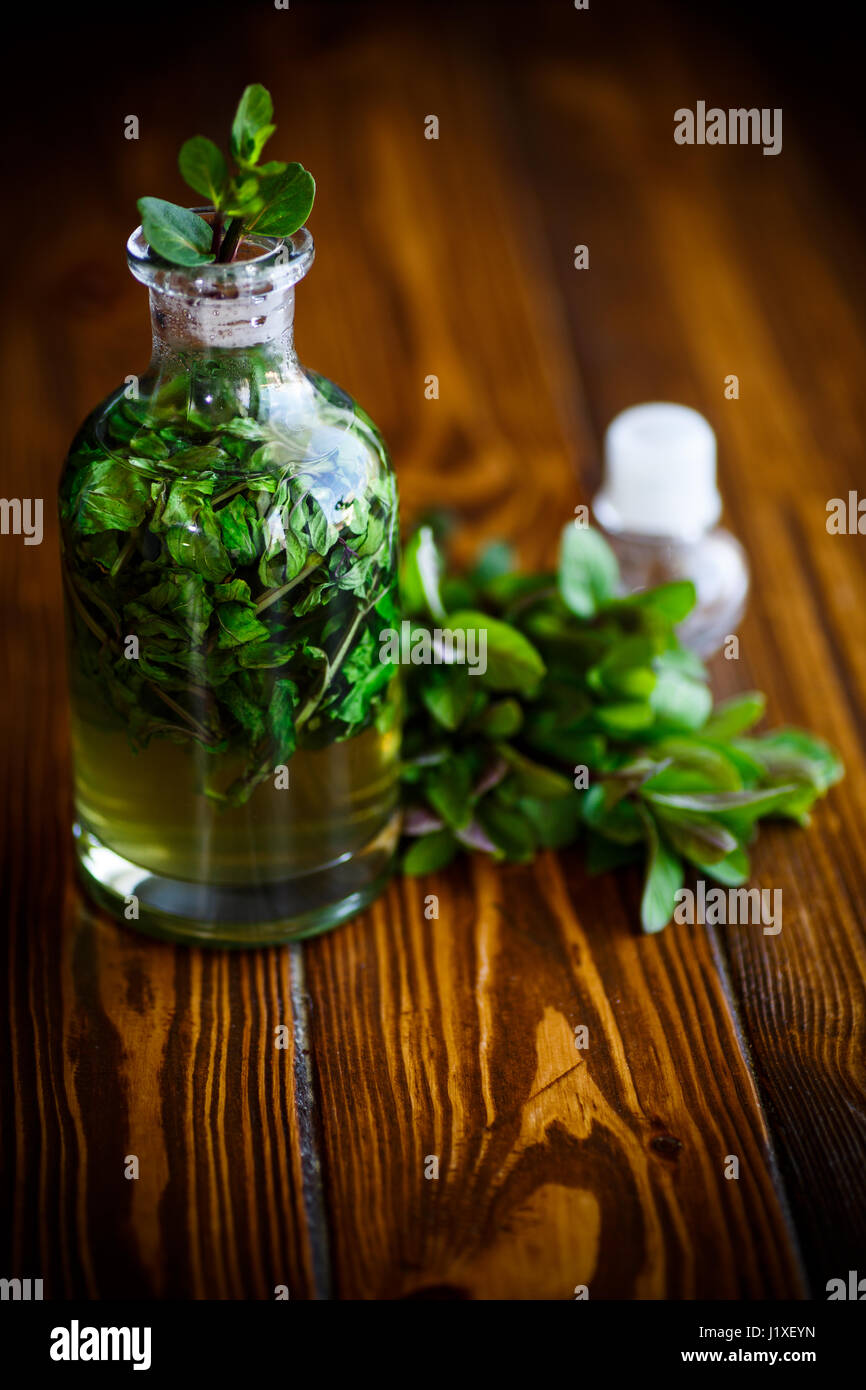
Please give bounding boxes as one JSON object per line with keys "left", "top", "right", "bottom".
{"left": 61, "top": 367, "right": 394, "bottom": 498}
{"left": 300, "top": 367, "right": 392, "bottom": 468}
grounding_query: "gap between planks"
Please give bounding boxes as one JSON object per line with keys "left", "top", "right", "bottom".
{"left": 704, "top": 926, "right": 812, "bottom": 1296}
{"left": 288, "top": 942, "right": 333, "bottom": 1299}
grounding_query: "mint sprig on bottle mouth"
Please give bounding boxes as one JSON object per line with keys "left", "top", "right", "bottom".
{"left": 137, "top": 84, "right": 315, "bottom": 267}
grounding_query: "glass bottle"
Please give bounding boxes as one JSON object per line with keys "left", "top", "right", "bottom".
{"left": 592, "top": 402, "right": 749, "bottom": 658}
{"left": 59, "top": 223, "right": 401, "bottom": 946}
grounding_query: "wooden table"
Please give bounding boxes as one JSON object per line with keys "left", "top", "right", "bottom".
{"left": 3, "top": 0, "right": 865, "bottom": 1299}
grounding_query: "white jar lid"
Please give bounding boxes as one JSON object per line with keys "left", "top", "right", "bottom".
{"left": 593, "top": 403, "right": 722, "bottom": 538}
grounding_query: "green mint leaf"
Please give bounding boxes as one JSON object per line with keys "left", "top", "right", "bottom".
{"left": 588, "top": 636, "right": 657, "bottom": 699}
{"left": 523, "top": 708, "right": 604, "bottom": 765}
{"left": 641, "top": 738, "right": 743, "bottom": 793}
{"left": 223, "top": 175, "right": 265, "bottom": 217}
{"left": 178, "top": 137, "right": 228, "bottom": 207}
{"left": 423, "top": 759, "right": 473, "bottom": 830}
{"left": 496, "top": 746, "right": 573, "bottom": 799}
{"left": 70, "top": 460, "right": 150, "bottom": 534}
{"left": 623, "top": 580, "right": 697, "bottom": 624}
{"left": 216, "top": 602, "right": 270, "bottom": 648}
{"left": 692, "top": 846, "right": 750, "bottom": 886}
{"left": 257, "top": 160, "right": 288, "bottom": 178}
{"left": 471, "top": 698, "right": 523, "bottom": 739}
{"left": 250, "top": 163, "right": 316, "bottom": 236}
{"left": 164, "top": 518, "right": 231, "bottom": 582}
{"left": 400, "top": 525, "right": 447, "bottom": 621}
{"left": 221, "top": 678, "right": 266, "bottom": 744}
{"left": 403, "top": 829, "right": 458, "bottom": 875}
{"left": 703, "top": 691, "right": 766, "bottom": 740}
{"left": 582, "top": 784, "right": 644, "bottom": 844}
{"left": 213, "top": 579, "right": 256, "bottom": 606}
{"left": 420, "top": 666, "right": 473, "bottom": 731}
{"left": 476, "top": 797, "right": 536, "bottom": 861}
{"left": 648, "top": 664, "right": 713, "bottom": 732}
{"left": 653, "top": 809, "right": 739, "bottom": 865}
{"left": 446, "top": 611, "right": 546, "bottom": 696}
{"left": 742, "top": 728, "right": 844, "bottom": 794}
{"left": 558, "top": 523, "right": 620, "bottom": 618}
{"left": 231, "top": 84, "right": 276, "bottom": 165}
{"left": 217, "top": 495, "right": 261, "bottom": 567}
{"left": 595, "top": 701, "right": 656, "bottom": 736}
{"left": 137, "top": 197, "right": 215, "bottom": 266}
{"left": 644, "top": 786, "right": 799, "bottom": 816}
{"left": 644, "top": 784, "right": 801, "bottom": 843}
{"left": 330, "top": 661, "right": 393, "bottom": 727}
{"left": 134, "top": 572, "right": 213, "bottom": 644}
{"left": 268, "top": 677, "right": 299, "bottom": 764}
{"left": 519, "top": 794, "right": 584, "bottom": 849}
{"left": 637, "top": 807, "right": 684, "bottom": 933}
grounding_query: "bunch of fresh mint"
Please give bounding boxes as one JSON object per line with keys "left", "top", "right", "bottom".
{"left": 397, "top": 522, "right": 842, "bottom": 932}
{"left": 138, "top": 84, "right": 315, "bottom": 266}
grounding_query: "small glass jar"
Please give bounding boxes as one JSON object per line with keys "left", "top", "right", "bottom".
{"left": 592, "top": 402, "right": 749, "bottom": 658}
{"left": 587, "top": 522, "right": 749, "bottom": 658}
{"left": 59, "top": 223, "right": 401, "bottom": 946}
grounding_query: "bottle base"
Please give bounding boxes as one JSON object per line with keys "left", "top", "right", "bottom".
{"left": 72, "top": 813, "right": 400, "bottom": 948}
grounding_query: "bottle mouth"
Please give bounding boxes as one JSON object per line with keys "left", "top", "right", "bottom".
{"left": 127, "top": 211, "right": 314, "bottom": 300}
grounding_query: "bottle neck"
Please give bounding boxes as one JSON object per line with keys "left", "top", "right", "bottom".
{"left": 127, "top": 223, "right": 315, "bottom": 411}
{"left": 145, "top": 284, "right": 302, "bottom": 422}
{"left": 149, "top": 283, "right": 298, "bottom": 360}
{"left": 128, "top": 221, "right": 313, "bottom": 374}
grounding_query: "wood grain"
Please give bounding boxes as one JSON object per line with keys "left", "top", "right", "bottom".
{"left": 1, "top": 0, "right": 864, "bottom": 1300}
{"left": 310, "top": 858, "right": 804, "bottom": 1298}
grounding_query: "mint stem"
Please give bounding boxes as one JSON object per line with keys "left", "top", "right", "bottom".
{"left": 217, "top": 217, "right": 245, "bottom": 263}
{"left": 295, "top": 599, "right": 372, "bottom": 729}
{"left": 256, "top": 557, "right": 323, "bottom": 614}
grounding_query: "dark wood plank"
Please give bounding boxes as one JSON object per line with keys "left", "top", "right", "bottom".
{"left": 310, "top": 860, "right": 806, "bottom": 1298}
